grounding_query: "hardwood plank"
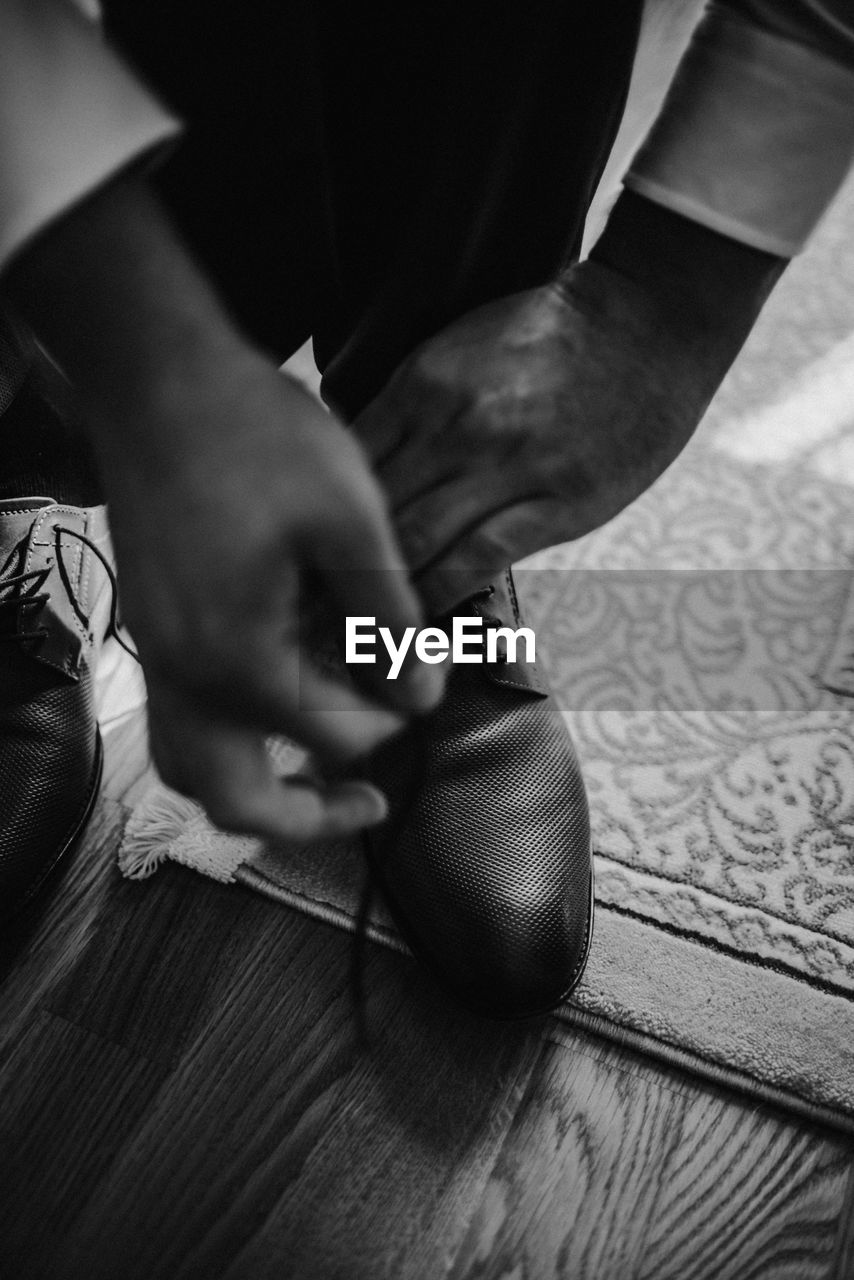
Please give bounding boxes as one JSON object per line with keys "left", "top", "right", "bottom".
{"left": 33, "top": 908, "right": 543, "bottom": 1280}
{"left": 831, "top": 1160, "right": 854, "bottom": 1280}
{"left": 45, "top": 862, "right": 273, "bottom": 1066}
{"left": 0, "top": 664, "right": 848, "bottom": 1280}
{"left": 448, "top": 1029, "right": 687, "bottom": 1280}
{"left": 639, "top": 1092, "right": 850, "bottom": 1280}
{"left": 447, "top": 1027, "right": 851, "bottom": 1280}
{"left": 0, "top": 1011, "right": 172, "bottom": 1280}
{"left": 0, "top": 799, "right": 129, "bottom": 1038}
{"left": 1, "top": 702, "right": 544, "bottom": 1279}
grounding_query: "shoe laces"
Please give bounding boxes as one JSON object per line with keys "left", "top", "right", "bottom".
{"left": 349, "top": 583, "right": 498, "bottom": 1037}
{"left": 0, "top": 539, "right": 52, "bottom": 647}
{"left": 0, "top": 519, "right": 138, "bottom": 662}
{"left": 351, "top": 711, "right": 434, "bottom": 1045}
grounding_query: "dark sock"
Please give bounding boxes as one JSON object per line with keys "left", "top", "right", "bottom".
{"left": 0, "top": 337, "right": 104, "bottom": 509}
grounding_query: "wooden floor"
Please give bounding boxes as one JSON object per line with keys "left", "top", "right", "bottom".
{"left": 1, "top": 705, "right": 853, "bottom": 1280}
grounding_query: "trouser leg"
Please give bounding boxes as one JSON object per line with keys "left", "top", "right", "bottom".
{"left": 0, "top": 309, "right": 102, "bottom": 507}
{"left": 103, "top": 1, "right": 643, "bottom": 413}
{"left": 102, "top": 0, "right": 334, "bottom": 364}
{"left": 0, "top": 310, "right": 32, "bottom": 419}
{"left": 313, "top": 2, "right": 645, "bottom": 417}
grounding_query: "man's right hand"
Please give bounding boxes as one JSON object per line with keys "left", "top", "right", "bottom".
{"left": 104, "top": 353, "right": 441, "bottom": 842}
{"left": 4, "top": 176, "right": 442, "bottom": 842}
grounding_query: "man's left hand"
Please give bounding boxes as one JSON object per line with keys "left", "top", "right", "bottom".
{"left": 351, "top": 197, "right": 784, "bottom": 614}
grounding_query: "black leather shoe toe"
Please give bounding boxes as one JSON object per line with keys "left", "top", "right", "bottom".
{"left": 363, "top": 569, "right": 593, "bottom": 1018}
{"left": 0, "top": 499, "right": 112, "bottom": 919}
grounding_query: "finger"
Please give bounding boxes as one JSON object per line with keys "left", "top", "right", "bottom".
{"left": 384, "top": 473, "right": 520, "bottom": 574}
{"left": 348, "top": 376, "right": 415, "bottom": 466}
{"left": 209, "top": 773, "right": 390, "bottom": 844}
{"left": 267, "top": 776, "right": 389, "bottom": 842}
{"left": 382, "top": 457, "right": 467, "bottom": 517}
{"left": 370, "top": 407, "right": 473, "bottom": 511}
{"left": 352, "top": 382, "right": 472, "bottom": 511}
{"left": 151, "top": 655, "right": 405, "bottom": 769}
{"left": 411, "top": 496, "right": 573, "bottom": 616}
{"left": 229, "top": 657, "right": 409, "bottom": 762}
{"left": 313, "top": 500, "right": 446, "bottom": 716}
{"left": 149, "top": 694, "right": 389, "bottom": 842}
{"left": 389, "top": 470, "right": 563, "bottom": 573}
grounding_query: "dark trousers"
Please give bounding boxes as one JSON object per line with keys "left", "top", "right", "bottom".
{"left": 104, "top": 1, "right": 644, "bottom": 418}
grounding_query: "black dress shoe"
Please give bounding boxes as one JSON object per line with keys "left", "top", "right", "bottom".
{"left": 0, "top": 498, "right": 115, "bottom": 919}
{"left": 362, "top": 568, "right": 592, "bottom": 1018}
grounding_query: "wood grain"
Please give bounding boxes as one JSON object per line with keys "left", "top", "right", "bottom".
{"left": 831, "top": 1162, "right": 854, "bottom": 1280}
{"left": 0, "top": 684, "right": 851, "bottom": 1280}
{"left": 1, "top": 848, "right": 545, "bottom": 1280}
{"left": 449, "top": 1025, "right": 851, "bottom": 1280}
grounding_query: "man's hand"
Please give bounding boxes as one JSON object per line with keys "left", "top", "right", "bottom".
{"left": 5, "top": 176, "right": 443, "bottom": 841}
{"left": 350, "top": 193, "right": 785, "bottom": 614}
{"left": 102, "top": 354, "right": 439, "bottom": 841}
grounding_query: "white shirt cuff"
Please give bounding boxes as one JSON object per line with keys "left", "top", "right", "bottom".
{"left": 0, "top": 0, "right": 182, "bottom": 272}
{"left": 624, "top": 7, "right": 854, "bottom": 256}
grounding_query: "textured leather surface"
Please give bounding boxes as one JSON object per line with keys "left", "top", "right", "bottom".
{"left": 0, "top": 500, "right": 106, "bottom": 917}
{"left": 363, "top": 569, "right": 592, "bottom": 1018}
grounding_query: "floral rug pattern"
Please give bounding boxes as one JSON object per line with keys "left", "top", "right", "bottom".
{"left": 520, "top": 441, "right": 854, "bottom": 1002}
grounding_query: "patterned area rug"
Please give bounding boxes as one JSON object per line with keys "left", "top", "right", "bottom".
{"left": 120, "top": 434, "right": 854, "bottom": 1135}
{"left": 517, "top": 442, "right": 854, "bottom": 1134}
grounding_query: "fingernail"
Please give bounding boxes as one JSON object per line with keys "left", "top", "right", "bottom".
{"left": 359, "top": 708, "right": 405, "bottom": 752}
{"left": 350, "top": 784, "right": 388, "bottom": 826}
{"left": 370, "top": 708, "right": 405, "bottom": 735}
{"left": 400, "top": 660, "right": 446, "bottom": 713}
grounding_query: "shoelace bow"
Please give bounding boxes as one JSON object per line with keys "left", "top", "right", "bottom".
{"left": 0, "top": 520, "right": 138, "bottom": 662}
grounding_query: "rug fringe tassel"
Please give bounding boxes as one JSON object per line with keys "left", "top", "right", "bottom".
{"left": 119, "top": 785, "right": 201, "bottom": 880}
